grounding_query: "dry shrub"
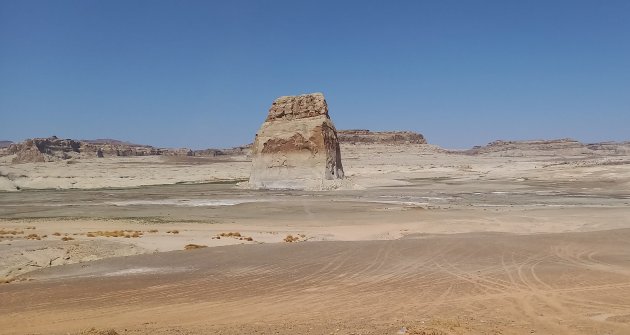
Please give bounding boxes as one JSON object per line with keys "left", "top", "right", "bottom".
{"left": 219, "top": 232, "right": 241, "bottom": 237}
{"left": 284, "top": 234, "right": 299, "bottom": 243}
{"left": 0, "top": 229, "right": 24, "bottom": 235}
{"left": 52, "top": 232, "right": 61, "bottom": 236}
{"left": 216, "top": 232, "right": 254, "bottom": 241}
{"left": 147, "top": 229, "right": 158, "bottom": 233}
{"left": 87, "top": 230, "right": 143, "bottom": 238}
{"left": 406, "top": 328, "right": 449, "bottom": 335}
{"left": 61, "top": 236, "right": 74, "bottom": 241}
{"left": 184, "top": 244, "right": 207, "bottom": 250}
{"left": 166, "top": 230, "right": 179, "bottom": 234}
{"left": 78, "top": 328, "right": 119, "bottom": 335}
{"left": 26, "top": 233, "right": 41, "bottom": 240}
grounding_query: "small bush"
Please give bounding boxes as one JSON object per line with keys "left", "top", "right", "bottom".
{"left": 284, "top": 234, "right": 299, "bottom": 243}
{"left": 184, "top": 244, "right": 207, "bottom": 250}
{"left": 0, "top": 229, "right": 24, "bottom": 235}
{"left": 87, "top": 230, "right": 143, "bottom": 238}
{"left": 219, "top": 232, "right": 241, "bottom": 237}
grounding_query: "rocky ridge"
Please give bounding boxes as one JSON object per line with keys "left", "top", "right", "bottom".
{"left": 461, "top": 138, "right": 630, "bottom": 157}
{"left": 337, "top": 130, "right": 426, "bottom": 144}
{"left": 1, "top": 136, "right": 249, "bottom": 164}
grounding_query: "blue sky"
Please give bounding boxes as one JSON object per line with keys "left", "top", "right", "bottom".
{"left": 1, "top": 0, "right": 629, "bottom": 149}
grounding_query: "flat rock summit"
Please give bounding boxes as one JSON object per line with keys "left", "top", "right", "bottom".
{"left": 249, "top": 93, "right": 344, "bottom": 189}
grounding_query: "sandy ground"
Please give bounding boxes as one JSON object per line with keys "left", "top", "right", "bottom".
{"left": 1, "top": 143, "right": 630, "bottom": 334}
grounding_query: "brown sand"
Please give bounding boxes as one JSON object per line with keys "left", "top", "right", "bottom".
{"left": 2, "top": 229, "right": 630, "bottom": 334}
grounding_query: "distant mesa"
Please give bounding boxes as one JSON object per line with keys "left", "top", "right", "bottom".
{"left": 461, "top": 138, "right": 630, "bottom": 156}
{"left": 1, "top": 136, "right": 247, "bottom": 164}
{"left": 7, "top": 136, "right": 81, "bottom": 163}
{"left": 337, "top": 129, "right": 426, "bottom": 144}
{"left": 249, "top": 92, "right": 344, "bottom": 190}
{"left": 0, "top": 140, "right": 14, "bottom": 149}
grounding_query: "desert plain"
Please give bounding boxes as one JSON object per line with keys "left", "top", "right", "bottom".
{"left": 1, "top": 140, "right": 630, "bottom": 334}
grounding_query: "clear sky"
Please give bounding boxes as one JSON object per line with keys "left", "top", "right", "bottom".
{"left": 1, "top": 0, "right": 629, "bottom": 149}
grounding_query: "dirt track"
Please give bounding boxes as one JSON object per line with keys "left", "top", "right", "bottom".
{"left": 3, "top": 229, "right": 630, "bottom": 335}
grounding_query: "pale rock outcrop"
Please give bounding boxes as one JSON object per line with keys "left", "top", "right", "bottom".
{"left": 249, "top": 93, "right": 344, "bottom": 189}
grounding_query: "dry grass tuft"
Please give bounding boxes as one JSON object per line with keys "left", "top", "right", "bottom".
{"left": 406, "top": 328, "right": 449, "bottom": 335}
{"left": 52, "top": 232, "right": 61, "bottom": 236}
{"left": 77, "top": 328, "right": 119, "bottom": 335}
{"left": 219, "top": 232, "right": 241, "bottom": 237}
{"left": 61, "top": 236, "right": 75, "bottom": 241}
{"left": 284, "top": 234, "right": 299, "bottom": 243}
{"left": 184, "top": 244, "right": 208, "bottom": 250}
{"left": 86, "top": 230, "right": 143, "bottom": 238}
{"left": 26, "top": 233, "right": 41, "bottom": 240}
{"left": 166, "top": 230, "right": 179, "bottom": 234}
{"left": 147, "top": 229, "right": 159, "bottom": 233}
{"left": 215, "top": 232, "right": 254, "bottom": 242}
{"left": 0, "top": 229, "right": 24, "bottom": 235}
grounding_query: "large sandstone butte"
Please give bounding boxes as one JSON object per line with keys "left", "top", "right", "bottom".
{"left": 249, "top": 93, "right": 344, "bottom": 189}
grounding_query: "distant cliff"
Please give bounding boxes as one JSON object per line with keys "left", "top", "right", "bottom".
{"left": 1, "top": 136, "right": 249, "bottom": 164}
{"left": 337, "top": 130, "right": 426, "bottom": 144}
{"left": 461, "top": 139, "right": 630, "bottom": 156}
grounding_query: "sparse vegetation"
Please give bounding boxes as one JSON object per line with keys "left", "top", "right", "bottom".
{"left": 147, "top": 229, "right": 159, "bottom": 233}
{"left": 283, "top": 234, "right": 307, "bottom": 242}
{"left": 214, "top": 232, "right": 254, "bottom": 242}
{"left": 86, "top": 230, "right": 143, "bottom": 238}
{"left": 26, "top": 233, "right": 41, "bottom": 240}
{"left": 77, "top": 328, "right": 119, "bottom": 335}
{"left": 166, "top": 230, "right": 179, "bottom": 234}
{"left": 61, "top": 236, "right": 74, "bottom": 241}
{"left": 219, "top": 232, "right": 241, "bottom": 237}
{"left": 406, "top": 328, "right": 448, "bottom": 335}
{"left": 284, "top": 234, "right": 299, "bottom": 243}
{"left": 184, "top": 244, "right": 207, "bottom": 250}
{"left": 0, "top": 229, "right": 24, "bottom": 235}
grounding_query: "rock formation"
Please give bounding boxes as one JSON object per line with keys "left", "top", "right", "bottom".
{"left": 460, "top": 139, "right": 630, "bottom": 157}
{"left": 8, "top": 137, "right": 80, "bottom": 163}
{"left": 249, "top": 93, "right": 344, "bottom": 189}
{"left": 338, "top": 129, "right": 426, "bottom": 144}
{"left": 0, "top": 141, "right": 13, "bottom": 149}
{"left": 1, "top": 137, "right": 249, "bottom": 163}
